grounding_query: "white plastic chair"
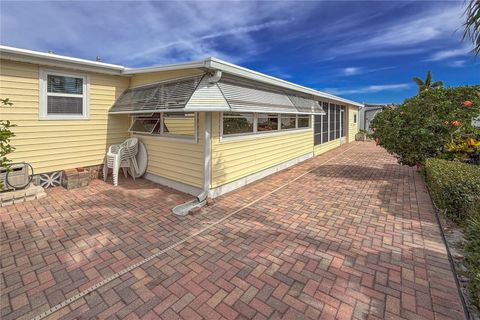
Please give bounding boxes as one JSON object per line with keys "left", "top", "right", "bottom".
{"left": 103, "top": 138, "right": 139, "bottom": 186}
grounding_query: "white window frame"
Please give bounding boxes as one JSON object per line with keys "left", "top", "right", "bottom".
{"left": 130, "top": 112, "right": 198, "bottom": 143}
{"left": 279, "top": 114, "right": 298, "bottom": 131}
{"left": 220, "top": 112, "right": 311, "bottom": 141}
{"left": 39, "top": 69, "right": 89, "bottom": 120}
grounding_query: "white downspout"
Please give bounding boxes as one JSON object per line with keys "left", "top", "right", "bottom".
{"left": 172, "top": 71, "right": 220, "bottom": 216}
{"left": 171, "top": 112, "right": 211, "bottom": 216}
{"left": 197, "top": 111, "right": 212, "bottom": 201}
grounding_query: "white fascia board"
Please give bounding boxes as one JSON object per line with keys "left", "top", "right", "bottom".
{"left": 205, "top": 57, "right": 364, "bottom": 108}
{"left": 0, "top": 45, "right": 125, "bottom": 75}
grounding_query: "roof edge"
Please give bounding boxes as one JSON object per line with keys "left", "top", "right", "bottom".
{"left": 0, "top": 45, "right": 363, "bottom": 107}
{"left": 0, "top": 45, "right": 125, "bottom": 75}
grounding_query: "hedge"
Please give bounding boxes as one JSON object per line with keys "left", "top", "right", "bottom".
{"left": 465, "top": 215, "right": 480, "bottom": 309}
{"left": 370, "top": 86, "right": 480, "bottom": 166}
{"left": 425, "top": 158, "right": 480, "bottom": 309}
{"left": 424, "top": 158, "right": 480, "bottom": 224}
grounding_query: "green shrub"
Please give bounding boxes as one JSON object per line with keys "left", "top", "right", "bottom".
{"left": 370, "top": 86, "right": 480, "bottom": 166}
{"left": 465, "top": 215, "right": 480, "bottom": 309}
{"left": 425, "top": 158, "right": 480, "bottom": 223}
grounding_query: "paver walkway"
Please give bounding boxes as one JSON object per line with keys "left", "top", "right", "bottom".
{"left": 1, "top": 142, "right": 464, "bottom": 320}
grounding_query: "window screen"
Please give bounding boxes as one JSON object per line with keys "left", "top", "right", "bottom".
{"left": 335, "top": 105, "right": 340, "bottom": 139}
{"left": 47, "top": 75, "right": 83, "bottom": 94}
{"left": 257, "top": 114, "right": 279, "bottom": 132}
{"left": 47, "top": 96, "right": 83, "bottom": 114}
{"left": 322, "top": 102, "right": 329, "bottom": 143}
{"left": 281, "top": 114, "right": 296, "bottom": 130}
{"left": 223, "top": 113, "right": 254, "bottom": 135}
{"left": 297, "top": 115, "right": 310, "bottom": 128}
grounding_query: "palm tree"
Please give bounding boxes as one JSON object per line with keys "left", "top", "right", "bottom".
{"left": 464, "top": 0, "right": 480, "bottom": 55}
{"left": 412, "top": 71, "right": 444, "bottom": 94}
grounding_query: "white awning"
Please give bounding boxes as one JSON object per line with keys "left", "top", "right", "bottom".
{"left": 109, "top": 74, "right": 326, "bottom": 115}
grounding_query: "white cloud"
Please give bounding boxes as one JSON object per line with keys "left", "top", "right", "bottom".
{"left": 330, "top": 4, "right": 465, "bottom": 58}
{"left": 449, "top": 60, "right": 466, "bottom": 67}
{"left": 427, "top": 46, "right": 471, "bottom": 61}
{"left": 340, "top": 66, "right": 396, "bottom": 77}
{"left": 0, "top": 1, "right": 297, "bottom": 66}
{"left": 343, "top": 67, "right": 361, "bottom": 76}
{"left": 324, "top": 84, "right": 410, "bottom": 95}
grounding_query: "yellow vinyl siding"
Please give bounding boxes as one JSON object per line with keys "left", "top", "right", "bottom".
{"left": 0, "top": 60, "right": 130, "bottom": 174}
{"left": 314, "top": 138, "right": 341, "bottom": 156}
{"left": 135, "top": 112, "right": 204, "bottom": 188}
{"left": 211, "top": 112, "right": 313, "bottom": 188}
{"left": 129, "top": 69, "right": 204, "bottom": 87}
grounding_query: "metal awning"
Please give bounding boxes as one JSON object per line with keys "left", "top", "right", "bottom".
{"left": 217, "top": 75, "right": 325, "bottom": 115}
{"left": 217, "top": 81, "right": 298, "bottom": 113}
{"left": 109, "top": 73, "right": 325, "bottom": 115}
{"left": 109, "top": 75, "right": 203, "bottom": 114}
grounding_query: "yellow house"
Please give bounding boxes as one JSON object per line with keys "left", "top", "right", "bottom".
{"left": 0, "top": 45, "right": 362, "bottom": 199}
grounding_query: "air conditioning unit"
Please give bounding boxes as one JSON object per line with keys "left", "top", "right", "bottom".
{"left": 0, "top": 163, "right": 31, "bottom": 191}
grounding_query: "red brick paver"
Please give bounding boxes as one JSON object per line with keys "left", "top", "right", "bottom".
{"left": 0, "top": 142, "right": 464, "bottom": 319}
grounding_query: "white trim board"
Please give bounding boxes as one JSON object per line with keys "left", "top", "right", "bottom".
{"left": 208, "top": 152, "right": 313, "bottom": 198}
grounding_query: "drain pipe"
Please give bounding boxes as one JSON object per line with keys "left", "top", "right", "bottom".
{"left": 172, "top": 72, "right": 219, "bottom": 216}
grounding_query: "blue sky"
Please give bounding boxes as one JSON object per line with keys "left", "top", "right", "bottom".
{"left": 1, "top": 1, "right": 478, "bottom": 103}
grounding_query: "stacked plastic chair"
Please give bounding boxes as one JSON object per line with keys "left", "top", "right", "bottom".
{"left": 103, "top": 138, "right": 139, "bottom": 186}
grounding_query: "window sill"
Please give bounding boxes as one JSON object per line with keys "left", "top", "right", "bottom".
{"left": 38, "top": 115, "right": 89, "bottom": 121}
{"left": 220, "top": 127, "right": 312, "bottom": 143}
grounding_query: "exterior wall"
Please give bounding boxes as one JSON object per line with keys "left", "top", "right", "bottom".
{"left": 0, "top": 60, "right": 130, "bottom": 174}
{"left": 348, "top": 105, "right": 359, "bottom": 142}
{"left": 134, "top": 113, "right": 205, "bottom": 189}
{"left": 129, "top": 69, "right": 204, "bottom": 87}
{"left": 313, "top": 139, "right": 341, "bottom": 156}
{"left": 210, "top": 112, "right": 313, "bottom": 188}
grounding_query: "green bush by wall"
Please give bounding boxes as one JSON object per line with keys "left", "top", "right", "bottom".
{"left": 425, "top": 158, "right": 480, "bottom": 309}
{"left": 465, "top": 215, "right": 480, "bottom": 309}
{"left": 425, "top": 158, "right": 480, "bottom": 223}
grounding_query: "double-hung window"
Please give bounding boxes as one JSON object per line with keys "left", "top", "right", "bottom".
{"left": 40, "top": 70, "right": 88, "bottom": 120}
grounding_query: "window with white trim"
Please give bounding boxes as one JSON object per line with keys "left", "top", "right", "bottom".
{"left": 40, "top": 70, "right": 88, "bottom": 119}
{"left": 257, "top": 114, "right": 279, "bottom": 132}
{"left": 221, "top": 113, "right": 310, "bottom": 137}
{"left": 129, "top": 113, "right": 197, "bottom": 140}
{"left": 280, "top": 114, "right": 296, "bottom": 130}
{"left": 222, "top": 113, "right": 254, "bottom": 135}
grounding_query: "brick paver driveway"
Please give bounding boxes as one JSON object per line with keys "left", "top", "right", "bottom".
{"left": 1, "top": 142, "right": 465, "bottom": 320}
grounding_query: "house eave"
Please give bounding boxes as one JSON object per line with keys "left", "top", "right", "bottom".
{"left": 0, "top": 45, "right": 364, "bottom": 107}
{"left": 0, "top": 45, "right": 125, "bottom": 75}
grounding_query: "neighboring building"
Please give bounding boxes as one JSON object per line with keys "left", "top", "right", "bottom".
{"left": 0, "top": 45, "right": 362, "bottom": 198}
{"left": 359, "top": 104, "right": 397, "bottom": 132}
